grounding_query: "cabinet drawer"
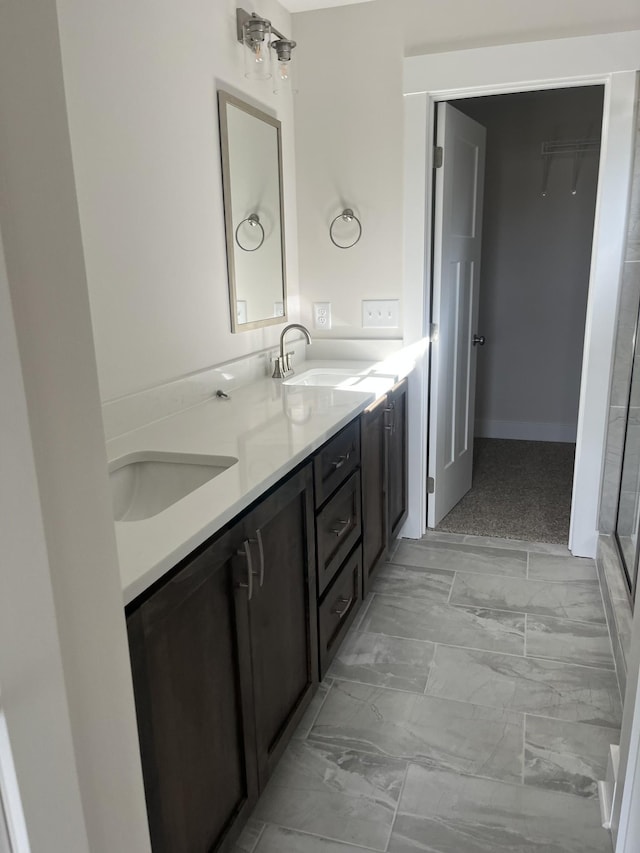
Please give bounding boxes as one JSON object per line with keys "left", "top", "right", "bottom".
{"left": 316, "top": 471, "right": 362, "bottom": 594}
{"left": 314, "top": 419, "right": 360, "bottom": 507}
{"left": 318, "top": 546, "right": 362, "bottom": 677}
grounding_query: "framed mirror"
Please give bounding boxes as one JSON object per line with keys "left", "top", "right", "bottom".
{"left": 218, "top": 91, "right": 288, "bottom": 332}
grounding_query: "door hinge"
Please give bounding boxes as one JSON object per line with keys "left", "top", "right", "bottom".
{"left": 427, "top": 477, "right": 435, "bottom": 494}
{"left": 433, "top": 146, "right": 443, "bottom": 169}
{"left": 429, "top": 323, "right": 439, "bottom": 342}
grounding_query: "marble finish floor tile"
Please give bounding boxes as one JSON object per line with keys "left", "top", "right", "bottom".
{"left": 328, "top": 632, "right": 435, "bottom": 692}
{"left": 309, "top": 680, "right": 523, "bottom": 783}
{"left": 294, "top": 680, "right": 333, "bottom": 739}
{"left": 234, "top": 819, "right": 265, "bottom": 853}
{"left": 526, "top": 613, "right": 615, "bottom": 670}
{"left": 360, "top": 594, "right": 525, "bottom": 654}
{"left": 388, "top": 764, "right": 612, "bottom": 853}
{"left": 254, "top": 825, "right": 379, "bottom": 853}
{"left": 252, "top": 740, "right": 405, "bottom": 851}
{"left": 392, "top": 539, "right": 528, "bottom": 577}
{"left": 450, "top": 573, "right": 606, "bottom": 624}
{"left": 427, "top": 645, "right": 622, "bottom": 728}
{"left": 524, "top": 715, "right": 620, "bottom": 799}
{"left": 528, "top": 553, "right": 597, "bottom": 582}
{"left": 371, "top": 562, "right": 454, "bottom": 602}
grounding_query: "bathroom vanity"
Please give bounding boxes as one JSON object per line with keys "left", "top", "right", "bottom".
{"left": 117, "top": 364, "right": 410, "bottom": 852}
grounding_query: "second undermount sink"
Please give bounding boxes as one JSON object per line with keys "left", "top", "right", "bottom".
{"left": 109, "top": 451, "right": 238, "bottom": 522}
{"left": 283, "top": 368, "right": 369, "bottom": 388}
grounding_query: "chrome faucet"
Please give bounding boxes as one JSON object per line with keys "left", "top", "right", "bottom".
{"left": 272, "top": 323, "right": 312, "bottom": 379}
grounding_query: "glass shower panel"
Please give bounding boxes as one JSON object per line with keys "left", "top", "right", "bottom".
{"left": 616, "top": 312, "right": 640, "bottom": 602}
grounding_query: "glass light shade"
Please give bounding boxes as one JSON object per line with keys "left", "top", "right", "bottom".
{"left": 273, "top": 57, "right": 296, "bottom": 95}
{"left": 242, "top": 16, "right": 272, "bottom": 80}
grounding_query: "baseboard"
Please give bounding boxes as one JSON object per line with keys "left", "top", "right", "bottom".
{"left": 475, "top": 418, "right": 577, "bottom": 443}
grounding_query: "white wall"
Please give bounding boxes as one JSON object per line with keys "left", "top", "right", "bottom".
{"left": 0, "top": 0, "right": 150, "bottom": 848}
{"left": 0, "top": 223, "right": 89, "bottom": 853}
{"left": 293, "top": 1, "right": 404, "bottom": 339}
{"left": 456, "top": 87, "right": 603, "bottom": 443}
{"left": 57, "top": 0, "right": 299, "bottom": 402}
{"left": 293, "top": 1, "right": 640, "bottom": 349}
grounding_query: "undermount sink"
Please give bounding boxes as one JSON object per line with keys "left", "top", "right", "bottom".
{"left": 109, "top": 451, "right": 238, "bottom": 522}
{"left": 283, "top": 368, "right": 369, "bottom": 388}
{"left": 283, "top": 367, "right": 398, "bottom": 390}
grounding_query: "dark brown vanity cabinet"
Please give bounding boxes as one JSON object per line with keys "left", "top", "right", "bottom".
{"left": 387, "top": 378, "right": 409, "bottom": 542}
{"left": 361, "top": 378, "right": 409, "bottom": 595}
{"left": 127, "top": 464, "right": 318, "bottom": 853}
{"left": 126, "top": 381, "right": 411, "bottom": 850}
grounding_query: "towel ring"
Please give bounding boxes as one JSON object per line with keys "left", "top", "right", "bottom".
{"left": 235, "top": 213, "right": 265, "bottom": 252}
{"left": 329, "top": 208, "right": 362, "bottom": 249}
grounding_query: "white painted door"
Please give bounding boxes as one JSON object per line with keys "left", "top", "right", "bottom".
{"left": 428, "top": 103, "right": 486, "bottom": 527}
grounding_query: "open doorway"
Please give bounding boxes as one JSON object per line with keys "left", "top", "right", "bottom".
{"left": 430, "top": 86, "right": 604, "bottom": 544}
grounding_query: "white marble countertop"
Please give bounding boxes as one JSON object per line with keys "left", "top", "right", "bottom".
{"left": 110, "top": 358, "right": 415, "bottom": 605}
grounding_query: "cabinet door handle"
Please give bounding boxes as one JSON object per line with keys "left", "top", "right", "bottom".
{"left": 332, "top": 449, "right": 351, "bottom": 470}
{"left": 385, "top": 401, "right": 397, "bottom": 434}
{"left": 332, "top": 596, "right": 353, "bottom": 617}
{"left": 331, "top": 517, "right": 352, "bottom": 537}
{"left": 255, "top": 528, "right": 265, "bottom": 587}
{"left": 237, "top": 539, "right": 254, "bottom": 600}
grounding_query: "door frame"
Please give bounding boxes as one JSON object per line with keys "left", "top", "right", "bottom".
{"left": 402, "top": 30, "right": 640, "bottom": 558}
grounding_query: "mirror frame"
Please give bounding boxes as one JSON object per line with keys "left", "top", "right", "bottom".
{"left": 218, "top": 90, "right": 288, "bottom": 333}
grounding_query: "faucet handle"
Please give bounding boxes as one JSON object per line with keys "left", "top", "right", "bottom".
{"left": 285, "top": 351, "right": 294, "bottom": 372}
{"left": 272, "top": 354, "right": 286, "bottom": 379}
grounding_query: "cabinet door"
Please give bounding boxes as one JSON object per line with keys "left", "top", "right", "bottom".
{"left": 361, "top": 396, "right": 389, "bottom": 596}
{"left": 388, "top": 378, "right": 409, "bottom": 543}
{"left": 127, "top": 527, "right": 257, "bottom": 853}
{"left": 242, "top": 464, "right": 319, "bottom": 789}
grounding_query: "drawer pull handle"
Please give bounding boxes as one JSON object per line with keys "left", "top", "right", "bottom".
{"left": 332, "top": 450, "right": 352, "bottom": 470}
{"left": 331, "top": 518, "right": 352, "bottom": 537}
{"left": 237, "top": 539, "right": 255, "bottom": 600}
{"left": 332, "top": 596, "right": 353, "bottom": 617}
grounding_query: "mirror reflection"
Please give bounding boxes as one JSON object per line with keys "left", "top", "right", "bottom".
{"left": 218, "top": 91, "right": 287, "bottom": 332}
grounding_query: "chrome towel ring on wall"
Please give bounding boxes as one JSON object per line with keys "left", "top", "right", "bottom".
{"left": 329, "top": 208, "right": 362, "bottom": 249}
{"left": 235, "top": 213, "right": 265, "bottom": 251}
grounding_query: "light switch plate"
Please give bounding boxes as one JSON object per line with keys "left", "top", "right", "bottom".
{"left": 362, "top": 299, "right": 400, "bottom": 328}
{"left": 313, "top": 302, "right": 332, "bottom": 330}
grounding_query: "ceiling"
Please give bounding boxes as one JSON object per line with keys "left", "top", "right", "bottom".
{"left": 281, "top": 0, "right": 373, "bottom": 12}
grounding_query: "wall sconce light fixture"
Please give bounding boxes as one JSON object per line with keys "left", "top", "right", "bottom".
{"left": 237, "top": 8, "right": 297, "bottom": 92}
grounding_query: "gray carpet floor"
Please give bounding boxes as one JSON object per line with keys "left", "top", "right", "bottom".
{"left": 436, "top": 438, "right": 575, "bottom": 544}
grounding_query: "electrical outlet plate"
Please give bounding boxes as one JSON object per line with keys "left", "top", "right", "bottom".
{"left": 362, "top": 299, "right": 400, "bottom": 328}
{"left": 313, "top": 302, "right": 332, "bottom": 330}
